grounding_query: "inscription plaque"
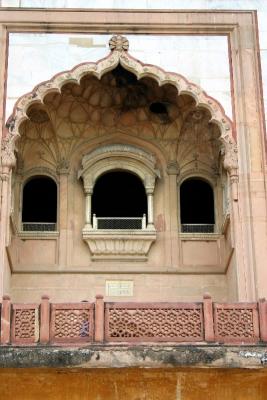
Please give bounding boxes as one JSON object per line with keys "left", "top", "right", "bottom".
{"left": 105, "top": 280, "right": 134, "bottom": 297}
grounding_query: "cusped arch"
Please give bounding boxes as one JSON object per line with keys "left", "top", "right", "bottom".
{"left": 2, "top": 35, "right": 237, "bottom": 173}
{"left": 78, "top": 144, "right": 159, "bottom": 194}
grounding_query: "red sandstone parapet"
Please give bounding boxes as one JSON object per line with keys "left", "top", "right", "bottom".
{"left": 203, "top": 293, "right": 215, "bottom": 342}
{"left": 40, "top": 295, "right": 50, "bottom": 344}
{"left": 0, "top": 295, "right": 11, "bottom": 345}
{"left": 0, "top": 295, "right": 266, "bottom": 346}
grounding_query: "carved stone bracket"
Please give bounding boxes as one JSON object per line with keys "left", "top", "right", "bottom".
{"left": 1, "top": 132, "right": 17, "bottom": 170}
{"left": 82, "top": 230, "right": 156, "bottom": 261}
{"left": 56, "top": 158, "right": 70, "bottom": 175}
{"left": 222, "top": 139, "right": 238, "bottom": 173}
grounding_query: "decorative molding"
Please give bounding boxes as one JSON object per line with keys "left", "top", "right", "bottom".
{"left": 177, "top": 169, "right": 217, "bottom": 187}
{"left": 79, "top": 143, "right": 159, "bottom": 192}
{"left": 22, "top": 167, "right": 59, "bottom": 183}
{"left": 81, "top": 144, "right": 156, "bottom": 168}
{"left": 17, "top": 231, "right": 59, "bottom": 239}
{"left": 82, "top": 230, "right": 156, "bottom": 261}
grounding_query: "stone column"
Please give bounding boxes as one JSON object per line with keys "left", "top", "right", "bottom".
{"left": 223, "top": 141, "right": 257, "bottom": 301}
{"left": 57, "top": 161, "right": 70, "bottom": 267}
{"left": 146, "top": 190, "right": 154, "bottom": 229}
{"left": 228, "top": 168, "right": 246, "bottom": 292}
{"left": 0, "top": 26, "right": 10, "bottom": 297}
{"left": 145, "top": 175, "right": 156, "bottom": 230}
{"left": 230, "top": 25, "right": 267, "bottom": 301}
{"left": 167, "top": 161, "right": 180, "bottom": 268}
{"left": 228, "top": 163, "right": 256, "bottom": 300}
{"left": 0, "top": 162, "right": 13, "bottom": 297}
{"left": 84, "top": 189, "right": 92, "bottom": 230}
{"left": 0, "top": 26, "right": 7, "bottom": 146}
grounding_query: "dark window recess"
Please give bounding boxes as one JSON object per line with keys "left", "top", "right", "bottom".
{"left": 92, "top": 171, "right": 147, "bottom": 229}
{"left": 149, "top": 102, "right": 168, "bottom": 115}
{"left": 22, "top": 176, "right": 57, "bottom": 231}
{"left": 180, "top": 179, "right": 215, "bottom": 233}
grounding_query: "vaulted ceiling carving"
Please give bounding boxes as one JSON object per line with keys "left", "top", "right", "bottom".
{"left": 3, "top": 35, "right": 236, "bottom": 175}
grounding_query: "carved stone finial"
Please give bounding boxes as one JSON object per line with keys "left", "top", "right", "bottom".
{"left": 109, "top": 35, "right": 129, "bottom": 52}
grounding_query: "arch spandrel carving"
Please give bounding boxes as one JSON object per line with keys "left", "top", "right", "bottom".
{"left": 3, "top": 35, "right": 237, "bottom": 175}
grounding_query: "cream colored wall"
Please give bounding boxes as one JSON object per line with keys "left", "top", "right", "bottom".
{"left": 226, "top": 257, "right": 238, "bottom": 302}
{"left": 10, "top": 163, "right": 226, "bottom": 269}
{"left": 10, "top": 272, "right": 228, "bottom": 303}
{"left": 4, "top": 250, "right": 11, "bottom": 295}
{"left": 10, "top": 157, "right": 230, "bottom": 302}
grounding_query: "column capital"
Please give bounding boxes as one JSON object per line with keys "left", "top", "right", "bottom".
{"left": 0, "top": 166, "right": 10, "bottom": 182}
{"left": 84, "top": 187, "right": 93, "bottom": 195}
{"left": 56, "top": 159, "right": 70, "bottom": 175}
{"left": 166, "top": 160, "right": 180, "bottom": 175}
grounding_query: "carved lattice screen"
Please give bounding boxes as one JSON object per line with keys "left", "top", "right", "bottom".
{"left": 213, "top": 303, "right": 260, "bottom": 343}
{"left": 11, "top": 304, "right": 39, "bottom": 344}
{"left": 105, "top": 302, "right": 204, "bottom": 342}
{"left": 50, "top": 303, "right": 94, "bottom": 343}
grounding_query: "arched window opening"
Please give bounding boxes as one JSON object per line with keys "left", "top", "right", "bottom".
{"left": 180, "top": 178, "right": 215, "bottom": 233}
{"left": 22, "top": 176, "right": 57, "bottom": 231}
{"left": 91, "top": 171, "right": 147, "bottom": 229}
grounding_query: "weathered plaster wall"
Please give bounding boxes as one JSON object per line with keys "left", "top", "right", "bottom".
{"left": 1, "top": 368, "right": 267, "bottom": 400}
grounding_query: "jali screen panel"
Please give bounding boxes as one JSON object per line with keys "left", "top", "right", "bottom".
{"left": 213, "top": 303, "right": 260, "bottom": 343}
{"left": 105, "top": 302, "right": 204, "bottom": 342}
{"left": 11, "top": 304, "right": 39, "bottom": 344}
{"left": 50, "top": 303, "right": 94, "bottom": 343}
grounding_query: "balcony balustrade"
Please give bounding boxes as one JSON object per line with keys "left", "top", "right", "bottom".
{"left": 181, "top": 224, "right": 215, "bottom": 233}
{"left": 0, "top": 295, "right": 266, "bottom": 346}
{"left": 22, "top": 222, "right": 57, "bottom": 232}
{"left": 92, "top": 215, "right": 146, "bottom": 230}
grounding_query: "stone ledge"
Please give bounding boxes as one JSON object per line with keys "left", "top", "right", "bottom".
{"left": 0, "top": 345, "right": 267, "bottom": 369}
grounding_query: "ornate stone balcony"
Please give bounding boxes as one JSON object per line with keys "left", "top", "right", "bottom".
{"left": 82, "top": 214, "right": 156, "bottom": 261}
